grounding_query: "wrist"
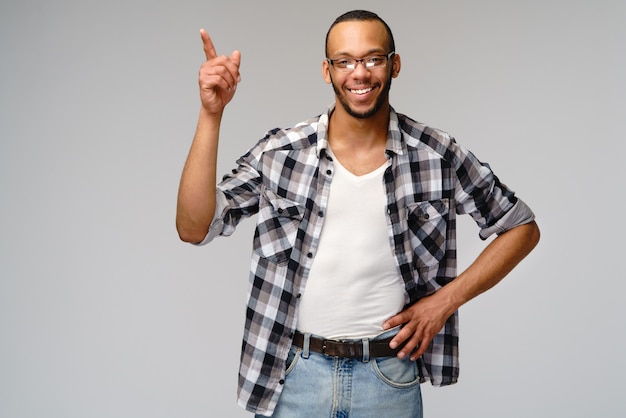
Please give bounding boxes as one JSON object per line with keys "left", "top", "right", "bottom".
{"left": 199, "top": 105, "right": 224, "bottom": 121}
{"left": 433, "top": 281, "right": 466, "bottom": 317}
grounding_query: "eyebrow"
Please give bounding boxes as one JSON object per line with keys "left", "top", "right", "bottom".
{"left": 329, "top": 48, "right": 387, "bottom": 57}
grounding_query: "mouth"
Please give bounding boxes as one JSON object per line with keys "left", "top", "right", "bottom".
{"left": 348, "top": 86, "right": 374, "bottom": 95}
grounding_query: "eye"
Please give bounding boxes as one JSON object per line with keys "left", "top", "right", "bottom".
{"left": 334, "top": 59, "right": 352, "bottom": 68}
{"left": 366, "top": 56, "right": 386, "bottom": 66}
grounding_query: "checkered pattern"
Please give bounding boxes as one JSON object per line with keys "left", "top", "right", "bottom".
{"left": 201, "top": 105, "right": 534, "bottom": 415}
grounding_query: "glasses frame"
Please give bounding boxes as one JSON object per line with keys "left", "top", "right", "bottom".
{"left": 326, "top": 51, "right": 396, "bottom": 72}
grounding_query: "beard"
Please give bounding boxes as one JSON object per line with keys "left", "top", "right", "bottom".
{"left": 330, "top": 70, "right": 393, "bottom": 119}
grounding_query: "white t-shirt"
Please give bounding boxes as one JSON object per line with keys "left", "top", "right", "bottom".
{"left": 296, "top": 151, "right": 405, "bottom": 339}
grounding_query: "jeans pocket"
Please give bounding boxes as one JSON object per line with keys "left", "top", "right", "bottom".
{"left": 373, "top": 356, "right": 421, "bottom": 388}
{"left": 285, "top": 346, "right": 301, "bottom": 376}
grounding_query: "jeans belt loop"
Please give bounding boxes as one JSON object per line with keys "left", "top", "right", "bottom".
{"left": 302, "top": 333, "right": 311, "bottom": 359}
{"left": 361, "top": 338, "right": 370, "bottom": 363}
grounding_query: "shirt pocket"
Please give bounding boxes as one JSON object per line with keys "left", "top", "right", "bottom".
{"left": 407, "top": 199, "right": 449, "bottom": 268}
{"left": 253, "top": 189, "right": 305, "bottom": 265}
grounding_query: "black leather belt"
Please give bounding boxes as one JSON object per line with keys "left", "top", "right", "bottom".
{"left": 292, "top": 331, "right": 402, "bottom": 359}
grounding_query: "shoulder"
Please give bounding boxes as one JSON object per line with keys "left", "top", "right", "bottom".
{"left": 396, "top": 113, "right": 454, "bottom": 151}
{"left": 236, "top": 113, "right": 325, "bottom": 172}
{"left": 256, "top": 115, "right": 322, "bottom": 152}
{"left": 395, "top": 112, "right": 467, "bottom": 164}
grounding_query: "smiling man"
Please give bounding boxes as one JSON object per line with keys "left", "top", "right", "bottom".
{"left": 324, "top": 17, "right": 397, "bottom": 120}
{"left": 177, "top": 10, "right": 540, "bottom": 418}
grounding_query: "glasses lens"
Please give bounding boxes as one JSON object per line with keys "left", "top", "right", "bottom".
{"left": 366, "top": 56, "right": 386, "bottom": 68}
{"left": 330, "top": 54, "right": 392, "bottom": 72}
{"left": 336, "top": 59, "right": 353, "bottom": 70}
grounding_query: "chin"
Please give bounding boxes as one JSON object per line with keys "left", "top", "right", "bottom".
{"left": 339, "top": 93, "right": 387, "bottom": 119}
{"left": 344, "top": 104, "right": 382, "bottom": 119}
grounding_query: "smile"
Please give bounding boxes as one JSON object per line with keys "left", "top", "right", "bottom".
{"left": 349, "top": 87, "right": 373, "bottom": 95}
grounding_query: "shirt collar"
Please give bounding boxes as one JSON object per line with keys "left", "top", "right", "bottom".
{"left": 386, "top": 107, "right": 405, "bottom": 156}
{"left": 315, "top": 104, "right": 405, "bottom": 158}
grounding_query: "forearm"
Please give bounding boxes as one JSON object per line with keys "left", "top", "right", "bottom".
{"left": 176, "top": 108, "right": 223, "bottom": 243}
{"left": 435, "top": 220, "right": 541, "bottom": 316}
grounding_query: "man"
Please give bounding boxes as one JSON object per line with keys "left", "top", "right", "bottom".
{"left": 177, "top": 10, "right": 540, "bottom": 418}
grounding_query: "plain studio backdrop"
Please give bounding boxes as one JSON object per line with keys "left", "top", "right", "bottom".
{"left": 1, "top": 0, "right": 624, "bottom": 417}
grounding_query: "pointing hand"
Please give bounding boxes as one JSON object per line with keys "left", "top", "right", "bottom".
{"left": 197, "top": 29, "right": 241, "bottom": 114}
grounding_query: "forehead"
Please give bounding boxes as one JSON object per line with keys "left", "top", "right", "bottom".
{"left": 326, "top": 20, "right": 389, "bottom": 56}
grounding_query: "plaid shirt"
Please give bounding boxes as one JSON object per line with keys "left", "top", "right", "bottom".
{"left": 200, "top": 105, "right": 535, "bottom": 415}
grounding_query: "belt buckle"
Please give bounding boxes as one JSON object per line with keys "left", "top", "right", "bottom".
{"left": 321, "top": 339, "right": 358, "bottom": 358}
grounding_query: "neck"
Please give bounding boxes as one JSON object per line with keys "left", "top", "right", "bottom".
{"left": 328, "top": 102, "right": 390, "bottom": 149}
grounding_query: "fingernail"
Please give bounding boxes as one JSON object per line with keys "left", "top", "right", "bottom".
{"left": 389, "top": 341, "right": 397, "bottom": 349}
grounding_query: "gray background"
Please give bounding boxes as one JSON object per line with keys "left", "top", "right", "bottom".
{"left": 1, "top": 0, "right": 624, "bottom": 417}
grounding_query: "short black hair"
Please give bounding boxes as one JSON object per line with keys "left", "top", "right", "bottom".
{"left": 325, "top": 10, "right": 396, "bottom": 57}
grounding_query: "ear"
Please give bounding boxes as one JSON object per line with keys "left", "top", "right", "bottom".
{"left": 322, "top": 59, "right": 332, "bottom": 84}
{"left": 391, "top": 53, "right": 401, "bottom": 78}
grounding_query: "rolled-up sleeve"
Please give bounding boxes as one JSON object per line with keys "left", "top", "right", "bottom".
{"left": 192, "top": 141, "right": 264, "bottom": 246}
{"left": 478, "top": 198, "right": 535, "bottom": 240}
{"left": 194, "top": 191, "right": 231, "bottom": 246}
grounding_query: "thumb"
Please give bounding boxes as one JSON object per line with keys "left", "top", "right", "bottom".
{"left": 231, "top": 50, "right": 241, "bottom": 69}
{"left": 231, "top": 50, "right": 241, "bottom": 83}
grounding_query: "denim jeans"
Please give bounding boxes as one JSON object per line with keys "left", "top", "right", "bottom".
{"left": 257, "top": 329, "right": 423, "bottom": 418}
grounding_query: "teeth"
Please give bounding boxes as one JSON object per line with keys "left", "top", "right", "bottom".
{"left": 350, "top": 87, "right": 372, "bottom": 95}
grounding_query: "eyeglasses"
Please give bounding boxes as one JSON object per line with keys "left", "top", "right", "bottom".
{"left": 326, "top": 52, "right": 395, "bottom": 72}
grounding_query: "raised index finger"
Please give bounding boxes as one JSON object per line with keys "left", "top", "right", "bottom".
{"left": 199, "top": 29, "right": 217, "bottom": 61}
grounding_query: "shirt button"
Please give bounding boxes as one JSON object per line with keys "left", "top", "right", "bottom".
{"left": 326, "top": 170, "right": 332, "bottom": 175}
{"left": 307, "top": 253, "right": 313, "bottom": 258}
{"left": 424, "top": 214, "right": 430, "bottom": 219}
{"left": 279, "top": 379, "right": 285, "bottom": 385}
{"left": 318, "top": 211, "right": 324, "bottom": 217}
{"left": 297, "top": 293, "right": 302, "bottom": 298}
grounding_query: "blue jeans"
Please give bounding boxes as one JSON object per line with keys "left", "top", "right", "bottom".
{"left": 258, "top": 329, "right": 423, "bottom": 418}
